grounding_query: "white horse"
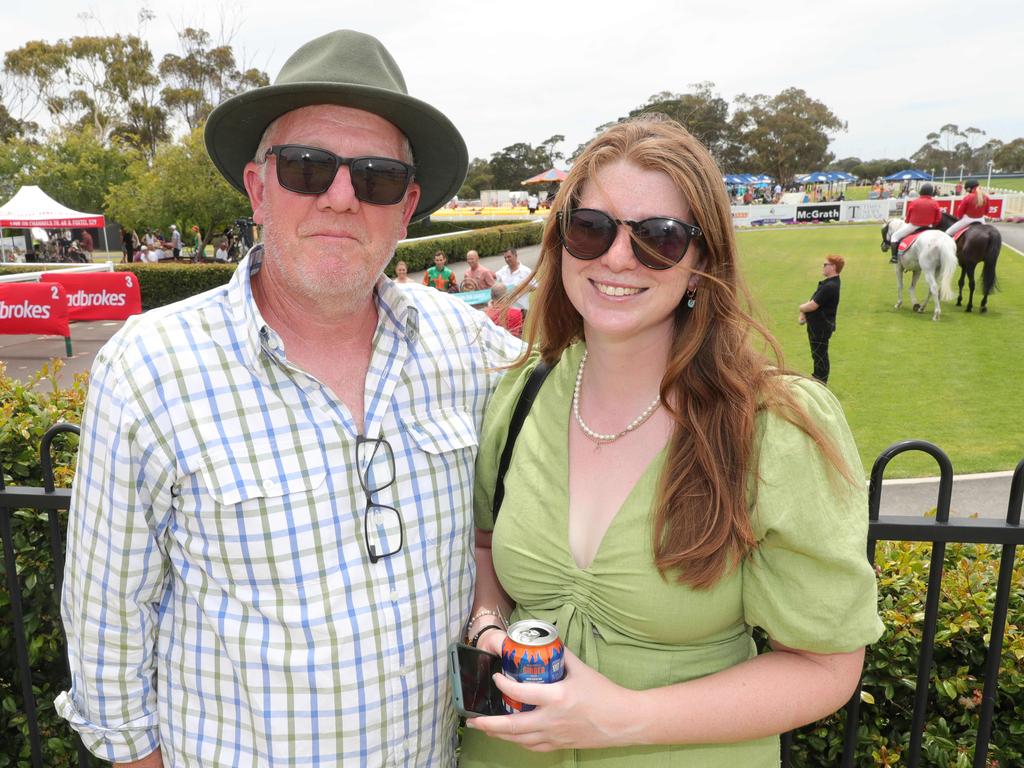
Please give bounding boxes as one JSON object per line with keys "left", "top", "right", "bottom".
{"left": 881, "top": 219, "right": 958, "bottom": 321}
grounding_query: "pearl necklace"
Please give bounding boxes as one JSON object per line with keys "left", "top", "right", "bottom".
{"left": 572, "top": 350, "right": 662, "bottom": 445}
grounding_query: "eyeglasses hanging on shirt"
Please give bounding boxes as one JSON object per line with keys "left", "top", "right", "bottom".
{"left": 356, "top": 435, "right": 404, "bottom": 563}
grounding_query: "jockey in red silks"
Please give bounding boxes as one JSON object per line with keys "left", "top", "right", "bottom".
{"left": 946, "top": 179, "right": 989, "bottom": 238}
{"left": 890, "top": 183, "right": 943, "bottom": 263}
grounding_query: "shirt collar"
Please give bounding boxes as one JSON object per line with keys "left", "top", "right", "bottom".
{"left": 229, "top": 244, "right": 420, "bottom": 368}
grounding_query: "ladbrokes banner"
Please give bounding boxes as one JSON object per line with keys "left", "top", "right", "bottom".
{"left": 0, "top": 282, "right": 70, "bottom": 336}
{"left": 40, "top": 272, "right": 142, "bottom": 320}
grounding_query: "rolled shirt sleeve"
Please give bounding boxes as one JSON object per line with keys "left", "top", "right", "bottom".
{"left": 56, "top": 343, "right": 175, "bottom": 762}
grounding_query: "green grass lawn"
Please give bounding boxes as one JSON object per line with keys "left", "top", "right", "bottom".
{"left": 989, "top": 177, "right": 1024, "bottom": 193}
{"left": 838, "top": 180, "right": 1024, "bottom": 198}
{"left": 735, "top": 224, "right": 1024, "bottom": 478}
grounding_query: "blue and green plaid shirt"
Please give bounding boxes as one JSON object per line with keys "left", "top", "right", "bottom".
{"left": 56, "top": 248, "right": 522, "bottom": 766}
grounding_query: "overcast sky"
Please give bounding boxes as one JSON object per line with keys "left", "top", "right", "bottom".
{"left": 5, "top": 0, "right": 1022, "bottom": 173}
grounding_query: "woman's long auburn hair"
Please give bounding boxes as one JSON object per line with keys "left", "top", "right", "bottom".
{"left": 513, "top": 116, "right": 852, "bottom": 589}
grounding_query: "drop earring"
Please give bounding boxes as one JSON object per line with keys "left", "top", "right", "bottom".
{"left": 684, "top": 288, "right": 697, "bottom": 309}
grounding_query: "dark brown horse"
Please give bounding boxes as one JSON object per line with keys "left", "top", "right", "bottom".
{"left": 939, "top": 212, "right": 1001, "bottom": 313}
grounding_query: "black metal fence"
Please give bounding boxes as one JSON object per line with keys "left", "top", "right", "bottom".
{"left": 1, "top": 430, "right": 1022, "bottom": 768}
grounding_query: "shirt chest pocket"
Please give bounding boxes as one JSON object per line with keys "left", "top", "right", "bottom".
{"left": 401, "top": 408, "right": 479, "bottom": 455}
{"left": 189, "top": 446, "right": 334, "bottom": 586}
{"left": 199, "top": 446, "right": 328, "bottom": 505}
{"left": 398, "top": 409, "right": 479, "bottom": 547}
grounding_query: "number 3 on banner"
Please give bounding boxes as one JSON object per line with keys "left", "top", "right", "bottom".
{"left": 125, "top": 275, "right": 133, "bottom": 288}
{"left": 50, "top": 285, "right": 59, "bottom": 300}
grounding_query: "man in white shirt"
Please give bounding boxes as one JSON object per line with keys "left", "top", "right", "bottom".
{"left": 57, "top": 29, "right": 520, "bottom": 768}
{"left": 495, "top": 247, "right": 534, "bottom": 317}
{"left": 169, "top": 225, "right": 182, "bottom": 258}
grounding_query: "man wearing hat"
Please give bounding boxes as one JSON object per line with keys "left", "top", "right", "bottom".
{"left": 57, "top": 30, "right": 521, "bottom": 767}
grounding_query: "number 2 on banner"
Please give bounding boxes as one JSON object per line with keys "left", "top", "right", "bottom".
{"left": 51, "top": 285, "right": 59, "bottom": 300}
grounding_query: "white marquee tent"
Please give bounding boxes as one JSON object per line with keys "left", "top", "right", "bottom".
{"left": 0, "top": 185, "right": 108, "bottom": 259}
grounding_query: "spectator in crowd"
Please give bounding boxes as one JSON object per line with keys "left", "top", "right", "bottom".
{"left": 798, "top": 255, "right": 844, "bottom": 385}
{"left": 495, "top": 247, "right": 534, "bottom": 318}
{"left": 423, "top": 249, "right": 459, "bottom": 291}
{"left": 80, "top": 230, "right": 94, "bottom": 255}
{"left": 527, "top": 192, "right": 539, "bottom": 214}
{"left": 170, "top": 225, "right": 182, "bottom": 258}
{"left": 56, "top": 29, "right": 521, "bottom": 768}
{"left": 393, "top": 259, "right": 412, "bottom": 283}
{"left": 946, "top": 179, "right": 989, "bottom": 237}
{"left": 190, "top": 225, "right": 202, "bottom": 258}
{"left": 483, "top": 280, "right": 523, "bottom": 337}
{"left": 214, "top": 238, "right": 230, "bottom": 262}
{"left": 462, "top": 248, "right": 496, "bottom": 290}
{"left": 742, "top": 187, "right": 753, "bottom": 205}
{"left": 121, "top": 227, "right": 135, "bottom": 263}
{"left": 461, "top": 118, "right": 880, "bottom": 767}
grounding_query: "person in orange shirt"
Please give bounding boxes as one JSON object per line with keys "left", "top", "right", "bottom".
{"left": 461, "top": 249, "right": 496, "bottom": 290}
{"left": 889, "top": 183, "right": 943, "bottom": 263}
{"left": 423, "top": 249, "right": 458, "bottom": 292}
{"left": 946, "top": 179, "right": 989, "bottom": 238}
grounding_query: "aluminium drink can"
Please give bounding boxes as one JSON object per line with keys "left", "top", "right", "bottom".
{"left": 500, "top": 619, "right": 565, "bottom": 713}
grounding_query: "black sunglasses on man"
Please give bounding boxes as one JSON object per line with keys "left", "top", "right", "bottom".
{"left": 264, "top": 144, "right": 415, "bottom": 205}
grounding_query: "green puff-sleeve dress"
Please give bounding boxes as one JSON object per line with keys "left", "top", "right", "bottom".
{"left": 459, "top": 343, "right": 883, "bottom": 768}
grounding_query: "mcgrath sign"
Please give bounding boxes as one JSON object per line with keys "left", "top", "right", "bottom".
{"left": 40, "top": 271, "right": 142, "bottom": 320}
{"left": 0, "top": 282, "right": 70, "bottom": 336}
{"left": 796, "top": 204, "right": 841, "bottom": 223}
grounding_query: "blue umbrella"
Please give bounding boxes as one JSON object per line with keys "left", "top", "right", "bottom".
{"left": 884, "top": 169, "right": 932, "bottom": 181}
{"left": 802, "top": 172, "right": 831, "bottom": 183}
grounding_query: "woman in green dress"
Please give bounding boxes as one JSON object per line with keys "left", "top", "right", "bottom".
{"left": 459, "top": 116, "right": 883, "bottom": 767}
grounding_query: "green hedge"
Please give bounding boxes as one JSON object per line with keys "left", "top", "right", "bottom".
{"left": 0, "top": 219, "right": 545, "bottom": 309}
{"left": 111, "top": 263, "right": 238, "bottom": 310}
{"left": 405, "top": 218, "right": 525, "bottom": 238}
{"left": 388, "top": 221, "right": 543, "bottom": 275}
{"left": 0, "top": 362, "right": 97, "bottom": 767}
{"left": 788, "top": 540, "right": 1024, "bottom": 767}
{"left": 0, "top": 263, "right": 237, "bottom": 313}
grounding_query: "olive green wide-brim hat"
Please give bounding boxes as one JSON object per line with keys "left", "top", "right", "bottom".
{"left": 204, "top": 29, "right": 467, "bottom": 222}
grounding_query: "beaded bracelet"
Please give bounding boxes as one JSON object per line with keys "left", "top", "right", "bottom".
{"left": 470, "top": 624, "right": 504, "bottom": 648}
{"left": 468, "top": 606, "right": 506, "bottom": 628}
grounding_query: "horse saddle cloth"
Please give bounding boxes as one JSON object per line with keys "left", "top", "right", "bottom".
{"left": 950, "top": 223, "right": 980, "bottom": 243}
{"left": 898, "top": 232, "right": 925, "bottom": 252}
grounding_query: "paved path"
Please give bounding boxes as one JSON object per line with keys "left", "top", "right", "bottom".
{"left": 875, "top": 471, "right": 1019, "bottom": 522}
{"left": 0, "top": 319, "right": 125, "bottom": 388}
{"left": 993, "top": 221, "right": 1024, "bottom": 255}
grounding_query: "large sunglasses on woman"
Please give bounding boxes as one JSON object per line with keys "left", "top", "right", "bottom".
{"left": 557, "top": 208, "right": 703, "bottom": 270}
{"left": 263, "top": 144, "right": 415, "bottom": 205}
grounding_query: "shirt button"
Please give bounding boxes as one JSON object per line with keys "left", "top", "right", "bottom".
{"left": 390, "top": 589, "right": 400, "bottom": 602}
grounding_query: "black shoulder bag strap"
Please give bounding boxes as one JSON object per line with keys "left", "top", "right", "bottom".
{"left": 492, "top": 360, "right": 552, "bottom": 523}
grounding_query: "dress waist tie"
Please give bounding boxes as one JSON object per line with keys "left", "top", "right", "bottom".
{"left": 554, "top": 602, "right": 601, "bottom": 670}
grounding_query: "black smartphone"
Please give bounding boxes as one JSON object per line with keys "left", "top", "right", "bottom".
{"left": 448, "top": 642, "right": 506, "bottom": 717}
